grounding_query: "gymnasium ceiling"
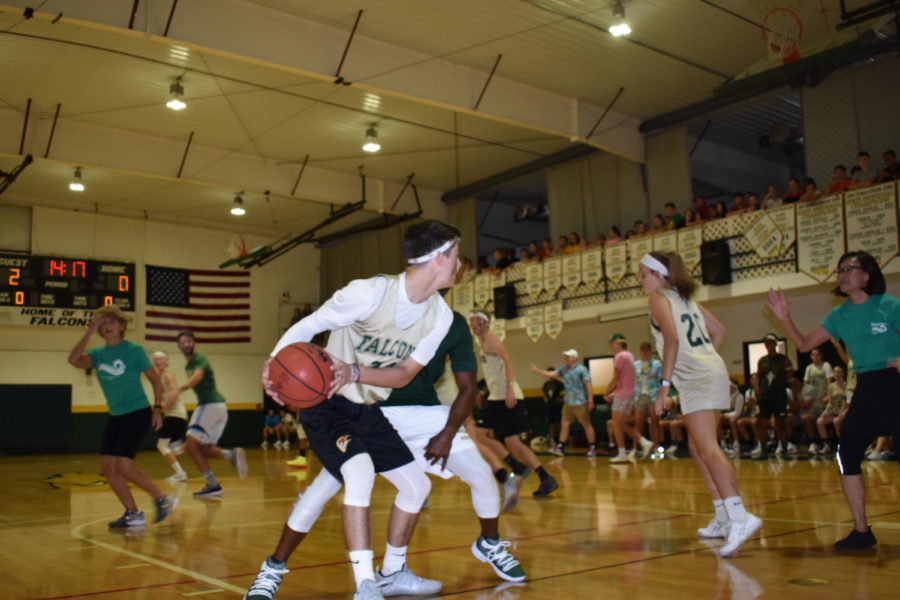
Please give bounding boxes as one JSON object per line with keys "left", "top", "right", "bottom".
{"left": 0, "top": 1, "right": 889, "bottom": 236}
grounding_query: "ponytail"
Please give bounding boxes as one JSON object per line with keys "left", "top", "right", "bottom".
{"left": 648, "top": 251, "right": 696, "bottom": 300}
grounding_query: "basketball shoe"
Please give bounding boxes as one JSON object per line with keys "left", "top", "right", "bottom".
{"left": 285, "top": 455, "right": 308, "bottom": 467}
{"left": 532, "top": 475, "right": 558, "bottom": 498}
{"left": 719, "top": 513, "right": 762, "bottom": 557}
{"left": 549, "top": 444, "right": 564, "bottom": 457}
{"left": 834, "top": 527, "right": 877, "bottom": 550}
{"left": 353, "top": 579, "right": 386, "bottom": 600}
{"left": 193, "top": 483, "right": 223, "bottom": 498}
{"left": 108, "top": 510, "right": 146, "bottom": 528}
{"left": 245, "top": 557, "right": 289, "bottom": 600}
{"left": 166, "top": 471, "right": 187, "bottom": 484}
{"left": 375, "top": 565, "right": 442, "bottom": 596}
{"left": 154, "top": 495, "right": 177, "bottom": 523}
{"left": 471, "top": 536, "right": 526, "bottom": 582}
{"left": 697, "top": 517, "right": 728, "bottom": 539}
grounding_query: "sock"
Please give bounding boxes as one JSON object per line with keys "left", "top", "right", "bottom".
{"left": 173, "top": 462, "right": 185, "bottom": 475}
{"left": 617, "top": 448, "right": 627, "bottom": 457}
{"left": 535, "top": 466, "right": 549, "bottom": 481}
{"left": 267, "top": 555, "right": 286, "bottom": 569}
{"left": 504, "top": 454, "right": 529, "bottom": 476}
{"left": 222, "top": 449, "right": 235, "bottom": 462}
{"left": 494, "top": 468, "right": 509, "bottom": 484}
{"left": 203, "top": 470, "right": 219, "bottom": 486}
{"left": 724, "top": 496, "right": 748, "bottom": 521}
{"left": 349, "top": 550, "right": 375, "bottom": 587}
{"left": 381, "top": 543, "right": 407, "bottom": 576}
{"left": 713, "top": 498, "right": 727, "bottom": 522}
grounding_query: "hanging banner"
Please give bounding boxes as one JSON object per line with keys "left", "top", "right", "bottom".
{"left": 742, "top": 212, "right": 783, "bottom": 259}
{"left": 797, "top": 196, "right": 845, "bottom": 282}
{"left": 452, "top": 281, "right": 474, "bottom": 315}
{"left": 473, "top": 273, "right": 492, "bottom": 307}
{"left": 525, "top": 263, "right": 544, "bottom": 297}
{"left": 766, "top": 204, "right": 796, "bottom": 253}
{"left": 604, "top": 243, "right": 628, "bottom": 283}
{"left": 525, "top": 307, "right": 544, "bottom": 342}
{"left": 562, "top": 254, "right": 582, "bottom": 289}
{"left": 653, "top": 231, "right": 677, "bottom": 254}
{"left": 628, "top": 237, "right": 653, "bottom": 274}
{"left": 677, "top": 225, "right": 703, "bottom": 272}
{"left": 544, "top": 301, "right": 564, "bottom": 340}
{"left": 844, "top": 183, "right": 898, "bottom": 266}
{"left": 581, "top": 248, "right": 603, "bottom": 285}
{"left": 543, "top": 256, "right": 563, "bottom": 296}
{"left": 490, "top": 316, "right": 506, "bottom": 342}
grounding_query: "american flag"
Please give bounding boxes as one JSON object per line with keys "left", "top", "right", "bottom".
{"left": 145, "top": 265, "right": 251, "bottom": 343}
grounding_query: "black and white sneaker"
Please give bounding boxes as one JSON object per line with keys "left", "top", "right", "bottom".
{"left": 193, "top": 483, "right": 223, "bottom": 498}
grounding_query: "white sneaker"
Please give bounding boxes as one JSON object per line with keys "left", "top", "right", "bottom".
{"left": 719, "top": 513, "right": 762, "bottom": 557}
{"left": 610, "top": 453, "right": 630, "bottom": 464}
{"left": 260, "top": 441, "right": 268, "bottom": 449}
{"left": 697, "top": 517, "right": 728, "bottom": 539}
{"left": 787, "top": 442, "right": 798, "bottom": 455}
{"left": 808, "top": 442, "right": 819, "bottom": 455}
{"left": 665, "top": 445, "right": 678, "bottom": 458}
{"left": 774, "top": 444, "right": 784, "bottom": 458}
{"left": 626, "top": 448, "right": 637, "bottom": 461}
{"left": 750, "top": 444, "right": 763, "bottom": 458}
{"left": 639, "top": 437, "right": 654, "bottom": 459}
{"left": 375, "top": 565, "right": 442, "bottom": 596}
{"left": 353, "top": 579, "right": 386, "bottom": 600}
{"left": 166, "top": 471, "right": 187, "bottom": 484}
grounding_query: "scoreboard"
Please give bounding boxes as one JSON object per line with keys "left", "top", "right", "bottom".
{"left": 0, "top": 253, "right": 135, "bottom": 311}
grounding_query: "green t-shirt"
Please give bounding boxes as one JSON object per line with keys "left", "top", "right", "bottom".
{"left": 382, "top": 311, "right": 476, "bottom": 407}
{"left": 87, "top": 340, "right": 152, "bottom": 416}
{"left": 822, "top": 294, "right": 900, "bottom": 373}
{"left": 186, "top": 353, "right": 226, "bottom": 404}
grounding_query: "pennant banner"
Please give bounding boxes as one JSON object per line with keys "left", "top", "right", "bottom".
{"left": 581, "top": 247, "right": 603, "bottom": 285}
{"left": 544, "top": 301, "right": 564, "bottom": 340}
{"left": 653, "top": 231, "right": 677, "bottom": 254}
{"left": 525, "top": 263, "right": 544, "bottom": 297}
{"left": 473, "top": 273, "right": 492, "bottom": 308}
{"left": 543, "top": 256, "right": 563, "bottom": 296}
{"left": 797, "top": 196, "right": 845, "bottom": 282}
{"left": 628, "top": 237, "right": 653, "bottom": 274}
{"left": 604, "top": 243, "right": 628, "bottom": 283}
{"left": 677, "top": 225, "right": 704, "bottom": 272}
{"left": 562, "top": 254, "right": 582, "bottom": 289}
{"left": 452, "top": 281, "right": 474, "bottom": 315}
{"left": 742, "top": 212, "right": 784, "bottom": 259}
{"left": 525, "top": 307, "right": 544, "bottom": 342}
{"left": 767, "top": 204, "right": 796, "bottom": 253}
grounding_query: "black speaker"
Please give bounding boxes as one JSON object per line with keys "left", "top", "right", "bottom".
{"left": 701, "top": 239, "right": 732, "bottom": 285}
{"left": 493, "top": 284, "right": 518, "bottom": 319}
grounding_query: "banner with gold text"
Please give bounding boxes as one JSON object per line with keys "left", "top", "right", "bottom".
{"left": 844, "top": 183, "right": 898, "bottom": 266}
{"left": 797, "top": 196, "right": 844, "bottom": 282}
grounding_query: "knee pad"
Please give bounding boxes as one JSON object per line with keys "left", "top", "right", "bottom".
{"left": 381, "top": 462, "right": 431, "bottom": 514}
{"left": 341, "top": 453, "right": 376, "bottom": 508}
{"left": 836, "top": 434, "right": 869, "bottom": 476}
{"left": 286, "top": 469, "right": 342, "bottom": 532}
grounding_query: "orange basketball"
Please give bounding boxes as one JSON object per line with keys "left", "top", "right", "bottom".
{"left": 268, "top": 342, "right": 334, "bottom": 409}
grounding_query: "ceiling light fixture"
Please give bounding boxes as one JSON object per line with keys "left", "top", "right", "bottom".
{"left": 362, "top": 125, "right": 381, "bottom": 153}
{"left": 230, "top": 194, "right": 246, "bottom": 216}
{"left": 610, "top": 1, "right": 632, "bottom": 37}
{"left": 166, "top": 77, "right": 187, "bottom": 111}
{"left": 68, "top": 167, "right": 85, "bottom": 192}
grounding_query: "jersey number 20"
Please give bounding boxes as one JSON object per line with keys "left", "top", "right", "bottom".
{"left": 681, "top": 313, "right": 711, "bottom": 347}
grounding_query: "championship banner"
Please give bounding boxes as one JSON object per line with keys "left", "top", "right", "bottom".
{"left": 525, "top": 263, "right": 544, "bottom": 297}
{"left": 581, "top": 248, "right": 603, "bottom": 285}
{"left": 452, "top": 281, "right": 474, "bottom": 315}
{"left": 797, "top": 196, "right": 845, "bottom": 282}
{"left": 767, "top": 204, "right": 796, "bottom": 253}
{"left": 543, "top": 256, "right": 563, "bottom": 296}
{"left": 677, "top": 225, "right": 703, "bottom": 272}
{"left": 490, "top": 316, "right": 506, "bottom": 342}
{"left": 844, "top": 183, "right": 898, "bottom": 266}
{"left": 473, "top": 273, "right": 492, "bottom": 307}
{"left": 525, "top": 307, "right": 544, "bottom": 342}
{"left": 628, "top": 237, "right": 653, "bottom": 274}
{"left": 604, "top": 243, "right": 628, "bottom": 283}
{"left": 653, "top": 231, "right": 677, "bottom": 254}
{"left": 544, "top": 301, "right": 564, "bottom": 340}
{"left": 562, "top": 254, "right": 582, "bottom": 289}
{"left": 742, "top": 212, "right": 783, "bottom": 259}
{"left": 0, "top": 306, "right": 121, "bottom": 328}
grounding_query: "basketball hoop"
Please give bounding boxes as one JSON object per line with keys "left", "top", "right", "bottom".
{"left": 762, "top": 7, "right": 802, "bottom": 64}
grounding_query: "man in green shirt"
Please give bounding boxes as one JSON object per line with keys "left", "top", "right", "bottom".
{"left": 175, "top": 331, "right": 247, "bottom": 497}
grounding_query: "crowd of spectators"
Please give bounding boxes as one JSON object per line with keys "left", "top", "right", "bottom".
{"left": 467, "top": 149, "right": 899, "bottom": 275}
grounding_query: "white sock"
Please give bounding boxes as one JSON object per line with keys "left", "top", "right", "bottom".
{"left": 713, "top": 498, "right": 727, "bottom": 522}
{"left": 349, "top": 550, "right": 375, "bottom": 587}
{"left": 381, "top": 543, "right": 407, "bottom": 576}
{"left": 724, "top": 496, "right": 747, "bottom": 521}
{"left": 617, "top": 448, "right": 627, "bottom": 458}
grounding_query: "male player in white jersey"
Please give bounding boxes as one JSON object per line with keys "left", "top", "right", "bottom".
{"left": 247, "top": 220, "right": 458, "bottom": 600}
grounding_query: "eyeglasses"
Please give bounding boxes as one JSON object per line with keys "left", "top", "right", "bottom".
{"left": 836, "top": 266, "right": 864, "bottom": 274}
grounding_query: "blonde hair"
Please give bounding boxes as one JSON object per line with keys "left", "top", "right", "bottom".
{"left": 94, "top": 305, "right": 127, "bottom": 334}
{"left": 648, "top": 251, "right": 696, "bottom": 300}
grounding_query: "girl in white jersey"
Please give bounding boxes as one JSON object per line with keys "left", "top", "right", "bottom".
{"left": 638, "top": 252, "right": 762, "bottom": 557}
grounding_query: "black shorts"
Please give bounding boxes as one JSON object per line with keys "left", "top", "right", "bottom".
{"left": 842, "top": 369, "right": 900, "bottom": 440}
{"left": 100, "top": 407, "right": 152, "bottom": 459}
{"left": 300, "top": 395, "right": 414, "bottom": 482}
{"left": 158, "top": 416, "right": 187, "bottom": 442}
{"left": 547, "top": 400, "right": 563, "bottom": 425}
{"left": 482, "top": 400, "right": 529, "bottom": 439}
{"left": 756, "top": 392, "right": 788, "bottom": 419}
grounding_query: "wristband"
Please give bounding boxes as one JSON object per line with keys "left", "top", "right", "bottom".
{"left": 661, "top": 379, "right": 671, "bottom": 387}
{"left": 349, "top": 363, "right": 361, "bottom": 383}
{"left": 153, "top": 404, "right": 163, "bottom": 410}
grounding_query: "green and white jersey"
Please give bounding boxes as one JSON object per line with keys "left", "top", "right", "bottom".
{"left": 478, "top": 341, "right": 524, "bottom": 401}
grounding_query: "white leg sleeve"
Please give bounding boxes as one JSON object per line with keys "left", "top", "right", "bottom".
{"left": 446, "top": 446, "right": 500, "bottom": 519}
{"left": 286, "top": 468, "right": 343, "bottom": 533}
{"left": 341, "top": 453, "right": 377, "bottom": 508}
{"left": 380, "top": 461, "right": 431, "bottom": 514}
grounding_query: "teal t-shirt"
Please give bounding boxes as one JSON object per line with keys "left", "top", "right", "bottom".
{"left": 382, "top": 311, "right": 476, "bottom": 407}
{"left": 87, "top": 340, "right": 152, "bottom": 416}
{"left": 821, "top": 294, "right": 900, "bottom": 373}
{"left": 186, "top": 353, "right": 226, "bottom": 404}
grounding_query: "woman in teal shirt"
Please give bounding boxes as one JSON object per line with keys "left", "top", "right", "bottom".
{"left": 767, "top": 250, "right": 899, "bottom": 550}
{"left": 68, "top": 305, "right": 175, "bottom": 528}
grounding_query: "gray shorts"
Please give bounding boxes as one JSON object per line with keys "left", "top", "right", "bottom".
{"left": 612, "top": 395, "right": 635, "bottom": 414}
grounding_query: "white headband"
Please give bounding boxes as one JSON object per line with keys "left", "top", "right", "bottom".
{"left": 640, "top": 254, "right": 670, "bottom": 277}
{"left": 471, "top": 311, "right": 490, "bottom": 322}
{"left": 407, "top": 239, "right": 456, "bottom": 264}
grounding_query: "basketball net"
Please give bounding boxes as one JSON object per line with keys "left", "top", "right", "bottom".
{"left": 226, "top": 233, "right": 248, "bottom": 258}
{"left": 762, "top": 7, "right": 802, "bottom": 64}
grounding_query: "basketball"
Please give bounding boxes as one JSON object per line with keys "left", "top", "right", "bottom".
{"left": 268, "top": 342, "right": 334, "bottom": 409}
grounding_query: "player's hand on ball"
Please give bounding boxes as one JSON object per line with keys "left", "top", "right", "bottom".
{"left": 261, "top": 358, "right": 285, "bottom": 406}
{"left": 328, "top": 354, "right": 351, "bottom": 397}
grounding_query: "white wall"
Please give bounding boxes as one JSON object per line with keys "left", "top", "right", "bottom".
{"left": 0, "top": 206, "right": 319, "bottom": 410}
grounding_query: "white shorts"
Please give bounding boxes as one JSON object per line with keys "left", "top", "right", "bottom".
{"left": 381, "top": 405, "right": 476, "bottom": 480}
{"left": 187, "top": 402, "right": 229, "bottom": 445}
{"left": 676, "top": 371, "right": 730, "bottom": 416}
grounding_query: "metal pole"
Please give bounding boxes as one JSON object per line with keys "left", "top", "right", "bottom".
{"left": 44, "top": 103, "right": 61, "bottom": 158}
{"left": 164, "top": 0, "right": 179, "bottom": 37}
{"left": 334, "top": 10, "right": 363, "bottom": 84}
{"left": 473, "top": 54, "right": 503, "bottom": 111}
{"left": 585, "top": 87, "right": 624, "bottom": 139}
{"left": 291, "top": 155, "right": 310, "bottom": 196}
{"left": 177, "top": 131, "right": 193, "bottom": 178}
{"left": 19, "top": 98, "right": 31, "bottom": 155}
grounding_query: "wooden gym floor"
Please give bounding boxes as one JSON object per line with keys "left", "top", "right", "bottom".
{"left": 2, "top": 448, "right": 898, "bottom": 599}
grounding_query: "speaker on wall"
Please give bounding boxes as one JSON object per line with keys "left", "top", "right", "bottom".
{"left": 493, "top": 284, "right": 518, "bottom": 319}
{"left": 701, "top": 239, "right": 732, "bottom": 285}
